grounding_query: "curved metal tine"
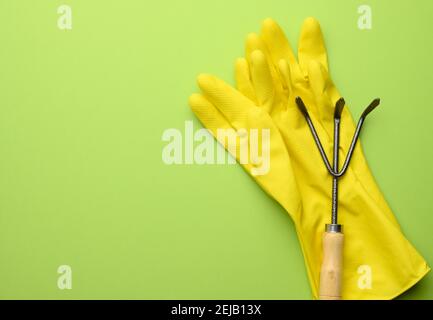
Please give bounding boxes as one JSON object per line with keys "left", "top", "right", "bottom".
{"left": 362, "top": 98, "right": 380, "bottom": 118}
{"left": 335, "top": 98, "right": 380, "bottom": 177}
{"left": 295, "top": 97, "right": 336, "bottom": 176}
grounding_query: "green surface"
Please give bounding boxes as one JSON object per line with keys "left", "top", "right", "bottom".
{"left": 0, "top": 0, "right": 432, "bottom": 299}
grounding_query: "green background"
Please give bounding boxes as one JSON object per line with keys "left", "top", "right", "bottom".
{"left": 0, "top": 0, "right": 432, "bottom": 299}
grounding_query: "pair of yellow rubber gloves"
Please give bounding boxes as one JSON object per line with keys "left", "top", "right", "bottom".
{"left": 189, "top": 18, "right": 429, "bottom": 299}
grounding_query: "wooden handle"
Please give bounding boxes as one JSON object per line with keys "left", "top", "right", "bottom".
{"left": 319, "top": 231, "right": 344, "bottom": 300}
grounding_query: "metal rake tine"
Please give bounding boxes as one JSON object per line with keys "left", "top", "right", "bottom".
{"left": 335, "top": 98, "right": 380, "bottom": 177}
{"left": 334, "top": 98, "right": 346, "bottom": 119}
{"left": 295, "top": 97, "right": 336, "bottom": 176}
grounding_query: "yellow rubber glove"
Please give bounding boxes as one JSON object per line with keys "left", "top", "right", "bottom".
{"left": 190, "top": 20, "right": 430, "bottom": 299}
{"left": 244, "top": 17, "right": 397, "bottom": 227}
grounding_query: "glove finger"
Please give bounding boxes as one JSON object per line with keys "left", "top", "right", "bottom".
{"left": 245, "top": 32, "right": 268, "bottom": 63}
{"left": 298, "top": 17, "right": 329, "bottom": 76}
{"left": 277, "top": 58, "right": 292, "bottom": 99}
{"left": 307, "top": 60, "right": 334, "bottom": 123}
{"left": 189, "top": 93, "right": 234, "bottom": 132}
{"left": 235, "top": 58, "right": 256, "bottom": 102}
{"left": 250, "top": 50, "right": 275, "bottom": 112}
{"left": 197, "top": 74, "right": 255, "bottom": 128}
{"left": 261, "top": 18, "right": 297, "bottom": 69}
{"left": 246, "top": 32, "right": 284, "bottom": 97}
{"left": 189, "top": 93, "right": 241, "bottom": 164}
